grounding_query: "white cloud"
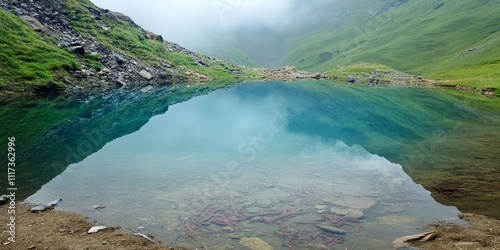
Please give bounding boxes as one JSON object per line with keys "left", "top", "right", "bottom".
{"left": 91, "top": 0, "right": 296, "bottom": 49}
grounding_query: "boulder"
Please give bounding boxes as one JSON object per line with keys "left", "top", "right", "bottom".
{"left": 89, "top": 52, "right": 100, "bottom": 58}
{"left": 105, "top": 12, "right": 135, "bottom": 25}
{"left": 311, "top": 72, "right": 322, "bottom": 79}
{"left": 114, "top": 54, "right": 125, "bottom": 65}
{"left": 139, "top": 70, "right": 153, "bottom": 80}
{"left": 347, "top": 75, "right": 356, "bottom": 83}
{"left": 143, "top": 30, "right": 164, "bottom": 42}
{"left": 21, "top": 16, "right": 45, "bottom": 32}
{"left": 70, "top": 46, "right": 85, "bottom": 55}
{"left": 369, "top": 74, "right": 375, "bottom": 82}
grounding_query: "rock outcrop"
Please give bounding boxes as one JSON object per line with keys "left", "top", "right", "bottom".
{"left": 0, "top": 0, "right": 251, "bottom": 94}
{"left": 253, "top": 65, "right": 328, "bottom": 81}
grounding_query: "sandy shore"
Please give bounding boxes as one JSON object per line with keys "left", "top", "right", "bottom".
{"left": 1, "top": 203, "right": 186, "bottom": 250}
{"left": 410, "top": 213, "right": 500, "bottom": 249}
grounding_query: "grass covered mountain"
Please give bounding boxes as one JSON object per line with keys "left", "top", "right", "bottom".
{"left": 0, "top": 0, "right": 260, "bottom": 94}
{"left": 202, "top": 0, "right": 499, "bottom": 92}
{"left": 284, "top": 0, "right": 500, "bottom": 89}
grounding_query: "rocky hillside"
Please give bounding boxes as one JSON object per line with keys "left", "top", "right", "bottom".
{"left": 0, "top": 0, "right": 261, "bottom": 95}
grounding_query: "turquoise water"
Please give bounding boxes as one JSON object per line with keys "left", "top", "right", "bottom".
{"left": 21, "top": 81, "right": 491, "bottom": 249}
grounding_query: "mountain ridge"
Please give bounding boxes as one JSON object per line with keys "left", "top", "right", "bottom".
{"left": 0, "top": 0, "right": 262, "bottom": 95}
{"left": 202, "top": 0, "right": 499, "bottom": 95}
{"left": 283, "top": 0, "right": 500, "bottom": 91}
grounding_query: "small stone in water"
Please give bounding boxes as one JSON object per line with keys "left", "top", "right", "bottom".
{"left": 246, "top": 207, "right": 261, "bottom": 214}
{"left": 228, "top": 232, "right": 246, "bottom": 239}
{"left": 221, "top": 226, "right": 234, "bottom": 233}
{"left": 315, "top": 225, "right": 346, "bottom": 235}
{"left": 330, "top": 206, "right": 364, "bottom": 219}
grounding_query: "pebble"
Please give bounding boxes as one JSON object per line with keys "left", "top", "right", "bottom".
{"left": 133, "top": 233, "right": 154, "bottom": 242}
{"left": 221, "top": 226, "right": 234, "bottom": 233}
{"left": 381, "top": 203, "right": 406, "bottom": 213}
{"left": 239, "top": 237, "right": 274, "bottom": 250}
{"left": 246, "top": 207, "right": 261, "bottom": 214}
{"left": 315, "top": 204, "right": 328, "bottom": 214}
{"left": 88, "top": 226, "right": 107, "bottom": 234}
{"left": 228, "top": 233, "right": 246, "bottom": 239}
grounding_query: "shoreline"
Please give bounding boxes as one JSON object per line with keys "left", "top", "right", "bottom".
{"left": 2, "top": 204, "right": 499, "bottom": 249}
{"left": 2, "top": 63, "right": 498, "bottom": 100}
{"left": 0, "top": 203, "right": 186, "bottom": 249}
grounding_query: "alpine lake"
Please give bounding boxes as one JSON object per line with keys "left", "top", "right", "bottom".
{"left": 1, "top": 80, "right": 499, "bottom": 249}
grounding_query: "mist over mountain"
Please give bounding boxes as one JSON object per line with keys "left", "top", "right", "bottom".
{"left": 90, "top": 0, "right": 353, "bottom": 68}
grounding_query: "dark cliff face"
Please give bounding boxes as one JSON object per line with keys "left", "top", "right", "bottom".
{"left": 0, "top": 0, "right": 254, "bottom": 94}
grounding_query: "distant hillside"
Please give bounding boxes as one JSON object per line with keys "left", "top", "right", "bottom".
{"left": 284, "top": 0, "right": 500, "bottom": 89}
{"left": 198, "top": 0, "right": 499, "bottom": 91}
{"left": 0, "top": 0, "right": 260, "bottom": 94}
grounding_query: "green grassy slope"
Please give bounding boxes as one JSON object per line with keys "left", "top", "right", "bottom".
{"left": 284, "top": 0, "right": 500, "bottom": 88}
{"left": 0, "top": 10, "right": 79, "bottom": 91}
{"left": 0, "top": 0, "right": 260, "bottom": 94}
{"left": 63, "top": 0, "right": 244, "bottom": 78}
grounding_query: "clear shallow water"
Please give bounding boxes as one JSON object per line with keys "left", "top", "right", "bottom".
{"left": 24, "top": 81, "right": 470, "bottom": 249}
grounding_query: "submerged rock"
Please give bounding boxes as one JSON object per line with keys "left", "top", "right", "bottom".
{"left": 30, "top": 198, "right": 62, "bottom": 213}
{"left": 114, "top": 54, "right": 125, "bottom": 65}
{"left": 239, "top": 237, "right": 274, "bottom": 250}
{"left": 315, "top": 225, "right": 346, "bottom": 235}
{"left": 139, "top": 70, "right": 153, "bottom": 80}
{"left": 246, "top": 207, "right": 261, "bottom": 214}
{"left": 21, "top": 16, "right": 45, "bottom": 32}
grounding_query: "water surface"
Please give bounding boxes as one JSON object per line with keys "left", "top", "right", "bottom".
{"left": 23, "top": 81, "right": 496, "bottom": 249}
